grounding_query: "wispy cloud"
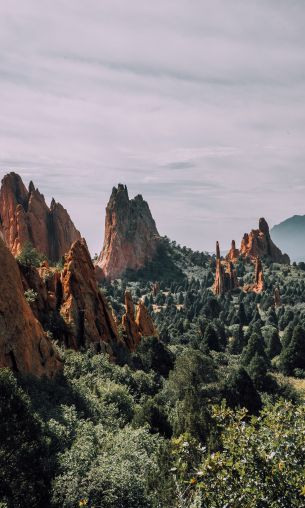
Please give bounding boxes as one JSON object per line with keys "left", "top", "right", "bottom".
{"left": 0, "top": 0, "right": 305, "bottom": 253}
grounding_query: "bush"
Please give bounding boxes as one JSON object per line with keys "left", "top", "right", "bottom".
{"left": 16, "top": 242, "right": 45, "bottom": 267}
{"left": 0, "top": 370, "right": 51, "bottom": 508}
{"left": 172, "top": 401, "right": 305, "bottom": 507}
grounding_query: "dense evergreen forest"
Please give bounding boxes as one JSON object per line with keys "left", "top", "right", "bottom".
{"left": 1, "top": 240, "right": 305, "bottom": 508}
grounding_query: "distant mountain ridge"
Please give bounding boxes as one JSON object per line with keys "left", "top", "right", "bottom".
{"left": 271, "top": 215, "right": 305, "bottom": 262}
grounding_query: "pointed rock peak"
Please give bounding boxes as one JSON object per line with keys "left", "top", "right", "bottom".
{"left": 28, "top": 180, "right": 35, "bottom": 194}
{"left": 134, "top": 193, "right": 144, "bottom": 202}
{"left": 2, "top": 172, "right": 24, "bottom": 187}
{"left": 259, "top": 217, "right": 269, "bottom": 235}
{"left": 96, "top": 184, "right": 159, "bottom": 279}
{"left": 240, "top": 218, "right": 289, "bottom": 264}
{"left": 50, "top": 197, "right": 56, "bottom": 210}
{"left": 60, "top": 237, "right": 119, "bottom": 351}
{"left": 124, "top": 290, "right": 135, "bottom": 317}
{"left": 1, "top": 172, "right": 29, "bottom": 206}
{"left": 110, "top": 183, "right": 129, "bottom": 201}
{"left": 231, "top": 240, "right": 236, "bottom": 249}
{"left": 216, "top": 241, "right": 221, "bottom": 259}
{"left": 122, "top": 291, "right": 158, "bottom": 350}
{"left": 0, "top": 173, "right": 81, "bottom": 260}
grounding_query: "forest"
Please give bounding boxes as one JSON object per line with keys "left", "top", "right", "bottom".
{"left": 1, "top": 239, "right": 305, "bottom": 508}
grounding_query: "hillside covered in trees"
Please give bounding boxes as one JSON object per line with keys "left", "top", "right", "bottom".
{"left": 1, "top": 237, "right": 305, "bottom": 508}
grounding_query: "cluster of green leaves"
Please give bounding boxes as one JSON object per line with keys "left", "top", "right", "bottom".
{"left": 16, "top": 242, "right": 45, "bottom": 267}
{"left": 171, "top": 401, "right": 305, "bottom": 507}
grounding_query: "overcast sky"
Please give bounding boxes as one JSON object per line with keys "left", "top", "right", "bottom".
{"left": 0, "top": 1, "right": 305, "bottom": 255}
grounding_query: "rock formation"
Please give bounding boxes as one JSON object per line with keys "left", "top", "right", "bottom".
{"left": 136, "top": 300, "right": 158, "bottom": 337}
{"left": 226, "top": 240, "right": 240, "bottom": 262}
{"left": 152, "top": 282, "right": 160, "bottom": 297}
{"left": 60, "top": 239, "right": 120, "bottom": 352}
{"left": 122, "top": 291, "right": 158, "bottom": 351}
{"left": 274, "top": 287, "right": 281, "bottom": 307}
{"left": 213, "top": 242, "right": 239, "bottom": 295}
{"left": 253, "top": 256, "right": 265, "bottom": 293}
{"left": 0, "top": 172, "right": 81, "bottom": 261}
{"left": 239, "top": 218, "right": 290, "bottom": 264}
{"left": 244, "top": 256, "right": 265, "bottom": 294}
{"left": 122, "top": 291, "right": 141, "bottom": 351}
{"left": 96, "top": 184, "right": 160, "bottom": 280}
{"left": 0, "top": 238, "right": 61, "bottom": 377}
{"left": 18, "top": 263, "right": 58, "bottom": 326}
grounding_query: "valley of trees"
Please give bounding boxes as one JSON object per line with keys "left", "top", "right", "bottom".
{"left": 1, "top": 241, "right": 305, "bottom": 507}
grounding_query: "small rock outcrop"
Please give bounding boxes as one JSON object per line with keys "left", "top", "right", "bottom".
{"left": 274, "top": 287, "right": 281, "bottom": 307}
{"left": 253, "top": 256, "right": 265, "bottom": 293}
{"left": 244, "top": 256, "right": 265, "bottom": 294}
{"left": 122, "top": 291, "right": 141, "bottom": 351}
{"left": 122, "top": 291, "right": 158, "bottom": 351}
{"left": 96, "top": 184, "right": 160, "bottom": 280}
{"left": 226, "top": 240, "right": 240, "bottom": 262}
{"left": 240, "top": 218, "right": 290, "bottom": 264}
{"left": 213, "top": 242, "right": 239, "bottom": 295}
{"left": 0, "top": 172, "right": 81, "bottom": 261}
{"left": 136, "top": 300, "right": 158, "bottom": 337}
{"left": 60, "top": 239, "right": 120, "bottom": 352}
{"left": 152, "top": 282, "right": 160, "bottom": 297}
{"left": 0, "top": 238, "right": 61, "bottom": 377}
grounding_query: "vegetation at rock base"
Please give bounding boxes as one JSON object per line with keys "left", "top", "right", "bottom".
{"left": 1, "top": 242, "right": 305, "bottom": 507}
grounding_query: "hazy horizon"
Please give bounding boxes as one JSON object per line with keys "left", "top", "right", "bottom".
{"left": 1, "top": 1, "right": 305, "bottom": 255}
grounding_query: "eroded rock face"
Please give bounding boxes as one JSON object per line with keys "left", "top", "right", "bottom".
{"left": 0, "top": 172, "right": 81, "bottom": 261}
{"left": 240, "top": 218, "right": 290, "bottom": 264}
{"left": 122, "top": 291, "right": 158, "bottom": 351}
{"left": 0, "top": 238, "right": 61, "bottom": 377}
{"left": 213, "top": 242, "right": 239, "bottom": 295}
{"left": 60, "top": 239, "right": 120, "bottom": 352}
{"left": 96, "top": 184, "right": 160, "bottom": 280}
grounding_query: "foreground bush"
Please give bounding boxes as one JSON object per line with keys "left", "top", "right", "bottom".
{"left": 172, "top": 401, "right": 305, "bottom": 508}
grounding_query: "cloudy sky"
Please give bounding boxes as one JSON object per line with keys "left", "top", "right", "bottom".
{"left": 1, "top": 1, "right": 305, "bottom": 255}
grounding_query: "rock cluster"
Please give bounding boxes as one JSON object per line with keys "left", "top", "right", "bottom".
{"left": 214, "top": 243, "right": 267, "bottom": 295}
{"left": 0, "top": 238, "right": 61, "bottom": 377}
{"left": 213, "top": 241, "right": 239, "bottom": 295}
{"left": 239, "top": 218, "right": 290, "bottom": 264}
{"left": 122, "top": 291, "right": 158, "bottom": 351}
{"left": 0, "top": 172, "right": 81, "bottom": 261}
{"left": 96, "top": 184, "right": 160, "bottom": 280}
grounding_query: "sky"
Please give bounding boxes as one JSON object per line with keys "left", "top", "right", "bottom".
{"left": 0, "top": 0, "right": 305, "bottom": 256}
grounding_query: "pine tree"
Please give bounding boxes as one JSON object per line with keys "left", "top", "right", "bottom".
{"left": 203, "top": 324, "right": 220, "bottom": 352}
{"left": 266, "top": 329, "right": 282, "bottom": 359}
{"left": 279, "top": 325, "right": 305, "bottom": 375}
{"left": 229, "top": 325, "right": 245, "bottom": 355}
{"left": 224, "top": 367, "right": 262, "bottom": 414}
{"left": 241, "top": 332, "right": 267, "bottom": 367}
{"left": 247, "top": 353, "right": 268, "bottom": 390}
